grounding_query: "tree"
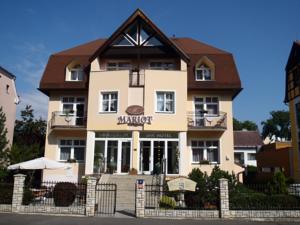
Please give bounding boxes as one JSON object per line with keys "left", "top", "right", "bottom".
{"left": 261, "top": 110, "right": 291, "bottom": 141}
{"left": 8, "top": 105, "right": 46, "bottom": 164}
{"left": 0, "top": 107, "right": 8, "bottom": 157}
{"left": 233, "top": 118, "right": 258, "bottom": 131}
{"left": 0, "top": 107, "right": 9, "bottom": 180}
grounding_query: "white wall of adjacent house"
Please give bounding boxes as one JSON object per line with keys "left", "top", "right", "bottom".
{"left": 234, "top": 148, "right": 257, "bottom": 167}
{"left": 0, "top": 71, "right": 19, "bottom": 147}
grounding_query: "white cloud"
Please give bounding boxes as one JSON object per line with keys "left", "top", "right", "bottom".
{"left": 17, "top": 91, "right": 49, "bottom": 120}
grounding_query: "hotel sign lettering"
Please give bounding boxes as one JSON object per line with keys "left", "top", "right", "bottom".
{"left": 117, "top": 115, "right": 153, "bottom": 125}
{"left": 118, "top": 105, "right": 153, "bottom": 126}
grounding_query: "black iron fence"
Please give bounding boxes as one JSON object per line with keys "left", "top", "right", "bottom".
{"left": 229, "top": 183, "right": 300, "bottom": 210}
{"left": 145, "top": 184, "right": 219, "bottom": 210}
{"left": 95, "top": 183, "right": 116, "bottom": 215}
{"left": 22, "top": 181, "right": 87, "bottom": 207}
{"left": 0, "top": 182, "right": 13, "bottom": 204}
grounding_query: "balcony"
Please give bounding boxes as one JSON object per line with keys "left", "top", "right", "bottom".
{"left": 50, "top": 111, "right": 87, "bottom": 130}
{"left": 187, "top": 111, "right": 227, "bottom": 130}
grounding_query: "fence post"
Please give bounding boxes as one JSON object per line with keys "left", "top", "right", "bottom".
{"left": 219, "top": 178, "right": 229, "bottom": 218}
{"left": 12, "top": 174, "right": 26, "bottom": 213}
{"left": 135, "top": 179, "right": 145, "bottom": 218}
{"left": 86, "top": 177, "right": 97, "bottom": 216}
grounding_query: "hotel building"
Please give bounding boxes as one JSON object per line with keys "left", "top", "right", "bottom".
{"left": 39, "top": 9, "right": 243, "bottom": 182}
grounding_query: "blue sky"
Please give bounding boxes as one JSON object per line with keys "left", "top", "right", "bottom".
{"left": 0, "top": 0, "right": 299, "bottom": 130}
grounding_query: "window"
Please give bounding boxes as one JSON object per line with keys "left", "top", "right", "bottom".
{"left": 70, "top": 69, "right": 84, "bottom": 81}
{"left": 195, "top": 64, "right": 211, "bottom": 81}
{"left": 112, "top": 20, "right": 163, "bottom": 47}
{"left": 59, "top": 139, "right": 85, "bottom": 161}
{"left": 101, "top": 92, "right": 118, "bottom": 112}
{"left": 156, "top": 91, "right": 175, "bottom": 113}
{"left": 247, "top": 153, "right": 256, "bottom": 161}
{"left": 66, "top": 64, "right": 84, "bottom": 81}
{"left": 107, "top": 62, "right": 132, "bottom": 71}
{"left": 194, "top": 97, "right": 218, "bottom": 115}
{"left": 191, "top": 140, "right": 219, "bottom": 163}
{"left": 149, "top": 62, "right": 175, "bottom": 70}
{"left": 61, "top": 97, "right": 85, "bottom": 114}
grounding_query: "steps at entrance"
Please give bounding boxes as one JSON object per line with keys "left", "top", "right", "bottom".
{"left": 102, "top": 175, "right": 162, "bottom": 211}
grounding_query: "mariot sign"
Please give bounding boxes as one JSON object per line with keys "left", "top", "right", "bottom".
{"left": 117, "top": 105, "right": 153, "bottom": 126}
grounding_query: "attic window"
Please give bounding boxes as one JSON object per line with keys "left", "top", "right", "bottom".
{"left": 66, "top": 64, "right": 84, "bottom": 81}
{"left": 195, "top": 64, "right": 211, "bottom": 81}
{"left": 112, "top": 20, "right": 163, "bottom": 47}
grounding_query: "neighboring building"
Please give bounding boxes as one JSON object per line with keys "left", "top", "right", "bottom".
{"left": 0, "top": 66, "right": 19, "bottom": 147}
{"left": 256, "top": 142, "right": 293, "bottom": 180}
{"left": 285, "top": 41, "right": 300, "bottom": 182}
{"left": 234, "top": 130, "right": 263, "bottom": 167}
{"left": 39, "top": 9, "right": 243, "bottom": 182}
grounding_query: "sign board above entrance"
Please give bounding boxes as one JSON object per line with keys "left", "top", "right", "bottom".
{"left": 126, "top": 105, "right": 144, "bottom": 115}
{"left": 167, "top": 177, "right": 197, "bottom": 192}
{"left": 140, "top": 132, "right": 178, "bottom": 139}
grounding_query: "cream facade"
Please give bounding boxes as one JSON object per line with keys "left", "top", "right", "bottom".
{"left": 41, "top": 9, "right": 243, "bottom": 182}
{"left": 0, "top": 66, "right": 19, "bottom": 147}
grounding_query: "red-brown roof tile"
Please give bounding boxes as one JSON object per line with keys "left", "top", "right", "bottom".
{"left": 234, "top": 130, "right": 263, "bottom": 147}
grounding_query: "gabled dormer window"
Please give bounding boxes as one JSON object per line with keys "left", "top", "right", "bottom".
{"left": 195, "top": 56, "right": 215, "bottom": 81}
{"left": 195, "top": 64, "right": 211, "bottom": 81}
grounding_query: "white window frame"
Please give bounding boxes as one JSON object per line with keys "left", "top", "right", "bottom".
{"left": 60, "top": 96, "right": 85, "bottom": 115}
{"left": 191, "top": 139, "right": 219, "bottom": 164}
{"left": 195, "top": 64, "right": 212, "bottom": 81}
{"left": 155, "top": 91, "right": 176, "bottom": 114}
{"left": 193, "top": 96, "right": 219, "bottom": 116}
{"left": 99, "top": 91, "right": 119, "bottom": 113}
{"left": 70, "top": 68, "right": 84, "bottom": 81}
{"left": 58, "top": 139, "right": 86, "bottom": 162}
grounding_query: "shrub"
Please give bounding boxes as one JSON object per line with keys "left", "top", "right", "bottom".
{"left": 159, "top": 195, "right": 176, "bottom": 209}
{"left": 53, "top": 182, "right": 77, "bottom": 207}
{"left": 270, "top": 171, "right": 288, "bottom": 194}
{"left": 22, "top": 187, "right": 34, "bottom": 205}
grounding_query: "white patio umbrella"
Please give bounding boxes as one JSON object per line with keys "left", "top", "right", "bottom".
{"left": 7, "top": 157, "right": 71, "bottom": 170}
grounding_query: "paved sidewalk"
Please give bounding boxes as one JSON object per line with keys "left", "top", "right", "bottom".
{"left": 0, "top": 213, "right": 299, "bottom": 225}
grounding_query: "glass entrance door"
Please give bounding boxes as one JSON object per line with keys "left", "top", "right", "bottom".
{"left": 120, "top": 141, "right": 131, "bottom": 173}
{"left": 153, "top": 141, "right": 165, "bottom": 174}
{"left": 140, "top": 141, "right": 151, "bottom": 174}
{"left": 107, "top": 141, "right": 118, "bottom": 173}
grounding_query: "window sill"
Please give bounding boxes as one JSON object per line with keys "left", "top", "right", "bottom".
{"left": 191, "top": 162, "right": 220, "bottom": 165}
{"left": 155, "top": 111, "right": 175, "bottom": 114}
{"left": 99, "top": 111, "right": 118, "bottom": 114}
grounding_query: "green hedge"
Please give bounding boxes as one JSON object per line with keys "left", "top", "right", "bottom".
{"left": 0, "top": 184, "right": 13, "bottom": 204}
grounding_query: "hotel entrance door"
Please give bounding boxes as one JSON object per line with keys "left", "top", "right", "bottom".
{"left": 139, "top": 138, "right": 179, "bottom": 175}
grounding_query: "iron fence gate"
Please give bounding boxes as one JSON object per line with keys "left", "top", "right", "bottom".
{"left": 95, "top": 183, "right": 117, "bottom": 215}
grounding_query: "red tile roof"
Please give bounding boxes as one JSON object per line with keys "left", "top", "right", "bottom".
{"left": 234, "top": 131, "right": 263, "bottom": 147}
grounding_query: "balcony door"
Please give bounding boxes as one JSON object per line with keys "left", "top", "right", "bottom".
{"left": 61, "top": 97, "right": 85, "bottom": 126}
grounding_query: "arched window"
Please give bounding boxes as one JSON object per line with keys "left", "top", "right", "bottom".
{"left": 195, "top": 56, "right": 215, "bottom": 81}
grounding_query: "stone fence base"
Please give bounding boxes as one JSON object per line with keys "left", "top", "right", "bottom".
{"left": 0, "top": 204, "right": 12, "bottom": 212}
{"left": 19, "top": 206, "right": 85, "bottom": 215}
{"left": 145, "top": 209, "right": 219, "bottom": 218}
{"left": 229, "top": 210, "right": 300, "bottom": 220}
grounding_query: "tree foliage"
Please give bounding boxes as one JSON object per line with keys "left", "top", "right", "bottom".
{"left": 0, "top": 106, "right": 9, "bottom": 167}
{"left": 10, "top": 105, "right": 46, "bottom": 164}
{"left": 233, "top": 118, "right": 258, "bottom": 131}
{"left": 261, "top": 110, "right": 291, "bottom": 141}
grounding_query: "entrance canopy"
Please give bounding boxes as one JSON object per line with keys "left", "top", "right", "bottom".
{"left": 7, "top": 157, "right": 70, "bottom": 170}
